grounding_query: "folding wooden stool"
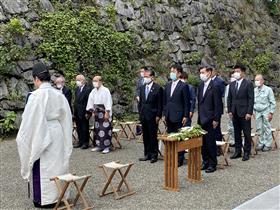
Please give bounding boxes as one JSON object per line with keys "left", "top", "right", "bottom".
{"left": 50, "top": 174, "right": 93, "bottom": 210}
{"left": 72, "top": 123, "right": 78, "bottom": 145}
{"left": 99, "top": 161, "right": 135, "bottom": 200}
{"left": 216, "top": 132, "right": 230, "bottom": 168}
{"left": 251, "top": 133, "right": 259, "bottom": 156}
{"left": 271, "top": 128, "right": 279, "bottom": 150}
{"left": 112, "top": 128, "right": 122, "bottom": 150}
{"left": 89, "top": 125, "right": 95, "bottom": 147}
{"left": 119, "top": 121, "right": 137, "bottom": 140}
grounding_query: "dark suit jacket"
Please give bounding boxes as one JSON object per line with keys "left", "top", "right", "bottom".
{"left": 197, "top": 80, "right": 222, "bottom": 125}
{"left": 227, "top": 78, "right": 254, "bottom": 117}
{"left": 188, "top": 84, "right": 196, "bottom": 113}
{"left": 163, "top": 80, "right": 190, "bottom": 123}
{"left": 212, "top": 76, "right": 225, "bottom": 97}
{"left": 62, "top": 86, "right": 72, "bottom": 111}
{"left": 74, "top": 85, "right": 92, "bottom": 119}
{"left": 138, "top": 82, "right": 163, "bottom": 121}
{"left": 213, "top": 76, "right": 225, "bottom": 115}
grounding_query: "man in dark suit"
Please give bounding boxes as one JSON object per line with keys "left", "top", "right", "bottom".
{"left": 227, "top": 64, "right": 254, "bottom": 161}
{"left": 198, "top": 66, "right": 222, "bottom": 173}
{"left": 211, "top": 69, "right": 225, "bottom": 156}
{"left": 180, "top": 72, "right": 196, "bottom": 126}
{"left": 73, "top": 74, "right": 92, "bottom": 149}
{"left": 138, "top": 68, "right": 163, "bottom": 163}
{"left": 54, "top": 76, "right": 72, "bottom": 111}
{"left": 163, "top": 64, "right": 190, "bottom": 167}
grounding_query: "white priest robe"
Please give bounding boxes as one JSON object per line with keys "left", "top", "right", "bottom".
{"left": 16, "top": 83, "right": 73, "bottom": 205}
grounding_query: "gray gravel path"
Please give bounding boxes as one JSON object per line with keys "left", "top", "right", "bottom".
{"left": 0, "top": 105, "right": 279, "bottom": 210}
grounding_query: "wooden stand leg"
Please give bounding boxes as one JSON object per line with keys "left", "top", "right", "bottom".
{"left": 187, "top": 147, "right": 202, "bottom": 183}
{"left": 163, "top": 142, "right": 179, "bottom": 191}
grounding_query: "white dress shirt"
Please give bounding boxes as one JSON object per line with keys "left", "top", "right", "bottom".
{"left": 203, "top": 78, "right": 211, "bottom": 96}
{"left": 171, "top": 80, "right": 179, "bottom": 97}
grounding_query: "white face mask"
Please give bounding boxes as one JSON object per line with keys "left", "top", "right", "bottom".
{"left": 56, "top": 84, "right": 63, "bottom": 89}
{"left": 255, "top": 80, "right": 261, "bottom": 87}
{"left": 76, "top": 80, "right": 82, "bottom": 87}
{"left": 233, "top": 72, "right": 241, "bottom": 80}
{"left": 200, "top": 73, "right": 209, "bottom": 82}
{"left": 140, "top": 72, "right": 144, "bottom": 78}
{"left": 230, "top": 77, "right": 236, "bottom": 83}
{"left": 92, "top": 81, "right": 99, "bottom": 88}
{"left": 143, "top": 77, "right": 152, "bottom": 84}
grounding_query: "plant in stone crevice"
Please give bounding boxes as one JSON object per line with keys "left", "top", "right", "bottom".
{"left": 0, "top": 111, "right": 17, "bottom": 134}
{"left": 0, "top": 18, "right": 31, "bottom": 75}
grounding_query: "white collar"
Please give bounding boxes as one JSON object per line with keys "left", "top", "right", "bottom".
{"left": 39, "top": 82, "right": 52, "bottom": 89}
{"left": 172, "top": 79, "right": 180, "bottom": 85}
{"left": 146, "top": 82, "right": 153, "bottom": 89}
{"left": 212, "top": 76, "right": 216, "bottom": 81}
{"left": 204, "top": 78, "right": 211, "bottom": 86}
{"left": 237, "top": 78, "right": 244, "bottom": 84}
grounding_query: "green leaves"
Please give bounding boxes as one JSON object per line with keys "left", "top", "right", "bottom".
{"left": 0, "top": 111, "right": 17, "bottom": 134}
{"left": 36, "top": 5, "right": 136, "bottom": 106}
{"left": 0, "top": 18, "right": 29, "bottom": 75}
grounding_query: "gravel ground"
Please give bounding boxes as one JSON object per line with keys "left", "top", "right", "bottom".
{"left": 0, "top": 105, "right": 279, "bottom": 210}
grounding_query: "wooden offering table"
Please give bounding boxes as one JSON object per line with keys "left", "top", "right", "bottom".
{"left": 158, "top": 135, "right": 203, "bottom": 191}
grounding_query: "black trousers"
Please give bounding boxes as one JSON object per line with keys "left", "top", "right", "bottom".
{"left": 214, "top": 118, "right": 223, "bottom": 141}
{"left": 166, "top": 119, "right": 185, "bottom": 163}
{"left": 141, "top": 117, "right": 158, "bottom": 158}
{"left": 201, "top": 121, "right": 217, "bottom": 168}
{"left": 232, "top": 113, "right": 252, "bottom": 153}
{"left": 76, "top": 116, "right": 89, "bottom": 146}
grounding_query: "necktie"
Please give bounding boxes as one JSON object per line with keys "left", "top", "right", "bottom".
{"left": 203, "top": 84, "right": 207, "bottom": 96}
{"left": 235, "top": 82, "right": 238, "bottom": 94}
{"left": 171, "top": 82, "right": 176, "bottom": 97}
{"left": 145, "top": 85, "right": 150, "bottom": 100}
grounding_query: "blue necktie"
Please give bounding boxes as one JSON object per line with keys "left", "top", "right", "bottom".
{"left": 145, "top": 85, "right": 150, "bottom": 100}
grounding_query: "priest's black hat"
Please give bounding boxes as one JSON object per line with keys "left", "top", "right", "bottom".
{"left": 32, "top": 62, "right": 50, "bottom": 81}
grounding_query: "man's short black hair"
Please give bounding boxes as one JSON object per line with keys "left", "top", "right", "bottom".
{"left": 198, "top": 66, "right": 213, "bottom": 72}
{"left": 233, "top": 63, "right": 246, "bottom": 72}
{"left": 32, "top": 62, "right": 50, "bottom": 82}
{"left": 140, "top": 66, "right": 148, "bottom": 71}
{"left": 180, "top": 71, "right": 188, "bottom": 80}
{"left": 145, "top": 67, "right": 155, "bottom": 77}
{"left": 171, "top": 63, "right": 183, "bottom": 74}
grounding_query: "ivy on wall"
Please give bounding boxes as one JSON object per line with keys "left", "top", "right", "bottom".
{"left": 0, "top": 18, "right": 30, "bottom": 75}
{"left": 36, "top": 4, "right": 137, "bottom": 103}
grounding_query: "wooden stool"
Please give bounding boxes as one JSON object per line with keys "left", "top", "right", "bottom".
{"left": 72, "top": 123, "right": 78, "bottom": 145}
{"left": 119, "top": 122, "right": 137, "bottom": 140}
{"left": 50, "top": 174, "right": 93, "bottom": 210}
{"left": 99, "top": 161, "right": 135, "bottom": 200}
{"left": 216, "top": 132, "right": 230, "bottom": 168}
{"left": 251, "top": 133, "right": 258, "bottom": 156}
{"left": 158, "top": 119, "right": 167, "bottom": 135}
{"left": 112, "top": 128, "right": 122, "bottom": 150}
{"left": 272, "top": 128, "right": 279, "bottom": 150}
{"left": 136, "top": 124, "right": 143, "bottom": 143}
{"left": 89, "top": 125, "right": 95, "bottom": 147}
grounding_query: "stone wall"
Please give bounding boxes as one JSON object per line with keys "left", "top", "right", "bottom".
{"left": 0, "top": 0, "right": 279, "bottom": 128}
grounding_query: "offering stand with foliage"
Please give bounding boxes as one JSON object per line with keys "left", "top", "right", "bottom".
{"left": 158, "top": 125, "right": 206, "bottom": 191}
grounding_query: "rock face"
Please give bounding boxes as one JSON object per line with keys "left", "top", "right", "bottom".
{"left": 0, "top": 0, "right": 29, "bottom": 14}
{"left": 0, "top": 0, "right": 279, "bottom": 130}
